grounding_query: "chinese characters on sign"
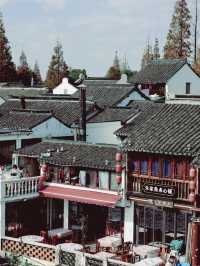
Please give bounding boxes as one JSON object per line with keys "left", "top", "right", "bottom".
{"left": 141, "top": 183, "right": 176, "bottom": 198}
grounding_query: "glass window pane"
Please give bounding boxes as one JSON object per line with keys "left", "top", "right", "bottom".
{"left": 131, "top": 160, "right": 139, "bottom": 172}
{"left": 163, "top": 160, "right": 170, "bottom": 177}
{"left": 152, "top": 160, "right": 159, "bottom": 176}
{"left": 110, "top": 172, "right": 119, "bottom": 191}
{"left": 141, "top": 160, "right": 148, "bottom": 175}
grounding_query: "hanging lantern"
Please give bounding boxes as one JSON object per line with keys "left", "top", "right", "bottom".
{"left": 188, "top": 192, "right": 196, "bottom": 203}
{"left": 189, "top": 166, "right": 196, "bottom": 178}
{"left": 116, "top": 175, "right": 122, "bottom": 185}
{"left": 116, "top": 152, "right": 123, "bottom": 162}
{"left": 116, "top": 163, "right": 122, "bottom": 174}
{"left": 38, "top": 175, "right": 46, "bottom": 190}
{"left": 40, "top": 164, "right": 48, "bottom": 176}
{"left": 189, "top": 180, "right": 196, "bottom": 191}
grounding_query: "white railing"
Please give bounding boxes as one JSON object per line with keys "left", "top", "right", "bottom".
{"left": 1, "top": 176, "right": 40, "bottom": 201}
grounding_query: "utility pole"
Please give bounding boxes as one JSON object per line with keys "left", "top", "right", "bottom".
{"left": 194, "top": 0, "right": 198, "bottom": 63}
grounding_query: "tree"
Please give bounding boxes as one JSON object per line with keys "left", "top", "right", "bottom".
{"left": 32, "top": 61, "right": 43, "bottom": 86}
{"left": 68, "top": 68, "right": 87, "bottom": 83}
{"left": 153, "top": 38, "right": 160, "bottom": 60}
{"left": 141, "top": 42, "right": 153, "bottom": 69}
{"left": 17, "top": 51, "right": 32, "bottom": 86}
{"left": 164, "top": 0, "right": 191, "bottom": 59}
{"left": 46, "top": 41, "right": 69, "bottom": 90}
{"left": 0, "top": 12, "right": 16, "bottom": 82}
{"left": 193, "top": 47, "right": 200, "bottom": 75}
{"left": 106, "top": 51, "right": 121, "bottom": 80}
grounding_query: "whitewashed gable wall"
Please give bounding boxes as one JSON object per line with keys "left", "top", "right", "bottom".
{"left": 86, "top": 121, "right": 121, "bottom": 144}
{"left": 166, "top": 64, "right": 200, "bottom": 99}
{"left": 31, "top": 117, "right": 73, "bottom": 138}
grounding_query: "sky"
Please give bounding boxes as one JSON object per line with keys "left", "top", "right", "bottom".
{"left": 0, "top": 0, "right": 197, "bottom": 79}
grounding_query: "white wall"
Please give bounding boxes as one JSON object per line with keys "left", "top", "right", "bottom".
{"left": 86, "top": 121, "right": 121, "bottom": 144}
{"left": 31, "top": 117, "right": 73, "bottom": 138}
{"left": 166, "top": 64, "right": 200, "bottom": 99}
{"left": 124, "top": 201, "right": 134, "bottom": 242}
{"left": 117, "top": 90, "right": 146, "bottom": 107}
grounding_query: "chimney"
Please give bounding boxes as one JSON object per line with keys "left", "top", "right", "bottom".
{"left": 77, "top": 84, "right": 87, "bottom": 141}
{"left": 20, "top": 96, "right": 26, "bottom": 109}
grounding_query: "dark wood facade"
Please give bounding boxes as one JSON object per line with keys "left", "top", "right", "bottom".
{"left": 127, "top": 152, "right": 196, "bottom": 204}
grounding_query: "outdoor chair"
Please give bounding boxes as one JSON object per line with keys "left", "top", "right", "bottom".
{"left": 40, "top": 230, "right": 48, "bottom": 243}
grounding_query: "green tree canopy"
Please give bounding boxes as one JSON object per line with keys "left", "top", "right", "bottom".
{"left": 32, "top": 60, "right": 43, "bottom": 86}
{"left": 141, "top": 42, "right": 153, "bottom": 69}
{"left": 193, "top": 47, "right": 200, "bottom": 76}
{"left": 106, "top": 51, "right": 121, "bottom": 80}
{"left": 17, "top": 51, "right": 32, "bottom": 87}
{"left": 164, "top": 0, "right": 191, "bottom": 59}
{"left": 46, "top": 41, "right": 69, "bottom": 90}
{"left": 0, "top": 12, "right": 16, "bottom": 82}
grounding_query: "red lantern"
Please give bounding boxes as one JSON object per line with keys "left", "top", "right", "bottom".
{"left": 189, "top": 180, "right": 196, "bottom": 191}
{"left": 38, "top": 175, "right": 46, "bottom": 190}
{"left": 116, "top": 163, "right": 122, "bottom": 174}
{"left": 116, "top": 152, "right": 122, "bottom": 162}
{"left": 188, "top": 192, "right": 196, "bottom": 203}
{"left": 116, "top": 175, "right": 122, "bottom": 185}
{"left": 189, "top": 167, "right": 196, "bottom": 178}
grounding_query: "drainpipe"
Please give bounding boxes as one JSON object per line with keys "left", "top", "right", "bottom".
{"left": 77, "top": 84, "right": 87, "bottom": 141}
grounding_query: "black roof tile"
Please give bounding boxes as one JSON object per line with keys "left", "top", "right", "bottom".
{"left": 0, "top": 98, "right": 95, "bottom": 126}
{"left": 15, "top": 140, "right": 119, "bottom": 171}
{"left": 123, "top": 103, "right": 200, "bottom": 157}
{"left": 73, "top": 84, "right": 134, "bottom": 108}
{"left": 134, "top": 59, "right": 187, "bottom": 84}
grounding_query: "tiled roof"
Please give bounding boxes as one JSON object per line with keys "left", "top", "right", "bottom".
{"left": 88, "top": 107, "right": 139, "bottom": 123}
{"left": 0, "top": 110, "right": 52, "bottom": 131}
{"left": 134, "top": 59, "right": 187, "bottom": 84}
{"left": 15, "top": 140, "right": 119, "bottom": 171}
{"left": 123, "top": 103, "right": 200, "bottom": 157}
{"left": 73, "top": 84, "right": 134, "bottom": 108}
{"left": 115, "top": 102, "right": 163, "bottom": 137}
{"left": 0, "top": 87, "right": 48, "bottom": 100}
{"left": 0, "top": 98, "right": 96, "bottom": 126}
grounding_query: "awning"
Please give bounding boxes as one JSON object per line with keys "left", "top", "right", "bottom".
{"left": 39, "top": 186, "right": 121, "bottom": 208}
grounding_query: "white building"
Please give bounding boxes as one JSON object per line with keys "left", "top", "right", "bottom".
{"left": 53, "top": 78, "right": 78, "bottom": 95}
{"left": 134, "top": 59, "right": 200, "bottom": 104}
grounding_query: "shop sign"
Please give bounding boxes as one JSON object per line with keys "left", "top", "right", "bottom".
{"left": 141, "top": 182, "right": 176, "bottom": 198}
{"left": 154, "top": 199, "right": 174, "bottom": 208}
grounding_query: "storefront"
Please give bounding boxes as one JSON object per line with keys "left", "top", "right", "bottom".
{"left": 69, "top": 202, "right": 123, "bottom": 242}
{"left": 134, "top": 204, "right": 192, "bottom": 245}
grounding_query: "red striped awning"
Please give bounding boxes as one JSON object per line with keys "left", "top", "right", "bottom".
{"left": 39, "top": 185, "right": 121, "bottom": 208}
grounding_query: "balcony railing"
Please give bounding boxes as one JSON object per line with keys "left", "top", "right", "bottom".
{"left": 1, "top": 176, "right": 40, "bottom": 201}
{"left": 130, "top": 175, "right": 190, "bottom": 202}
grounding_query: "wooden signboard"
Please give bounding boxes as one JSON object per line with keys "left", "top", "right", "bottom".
{"left": 141, "top": 182, "right": 176, "bottom": 198}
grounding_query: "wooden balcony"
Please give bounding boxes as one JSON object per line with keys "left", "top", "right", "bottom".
{"left": 129, "top": 174, "right": 191, "bottom": 202}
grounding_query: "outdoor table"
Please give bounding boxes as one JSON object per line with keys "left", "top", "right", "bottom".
{"left": 133, "top": 257, "right": 164, "bottom": 266}
{"left": 132, "top": 245, "right": 160, "bottom": 259}
{"left": 20, "top": 235, "right": 44, "bottom": 243}
{"left": 97, "top": 234, "right": 122, "bottom": 251}
{"left": 57, "top": 242, "right": 83, "bottom": 252}
{"left": 48, "top": 228, "right": 73, "bottom": 239}
{"left": 94, "top": 251, "right": 115, "bottom": 260}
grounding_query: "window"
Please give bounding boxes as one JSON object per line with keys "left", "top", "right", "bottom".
{"left": 163, "top": 160, "right": 171, "bottom": 177}
{"left": 110, "top": 172, "right": 119, "bottom": 191}
{"left": 152, "top": 160, "right": 159, "bottom": 176}
{"left": 131, "top": 160, "right": 139, "bottom": 173}
{"left": 186, "top": 82, "right": 191, "bottom": 94}
{"left": 141, "top": 160, "right": 148, "bottom": 175}
{"left": 175, "top": 161, "right": 183, "bottom": 178}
